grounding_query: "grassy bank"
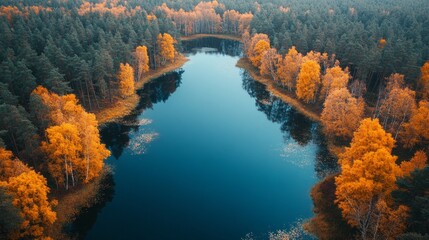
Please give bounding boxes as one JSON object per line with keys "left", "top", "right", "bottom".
{"left": 180, "top": 33, "right": 241, "bottom": 42}
{"left": 95, "top": 55, "right": 188, "bottom": 124}
{"left": 236, "top": 58, "right": 321, "bottom": 122}
{"left": 48, "top": 167, "right": 112, "bottom": 239}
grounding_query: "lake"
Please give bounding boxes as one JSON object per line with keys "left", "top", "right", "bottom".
{"left": 70, "top": 38, "right": 336, "bottom": 240}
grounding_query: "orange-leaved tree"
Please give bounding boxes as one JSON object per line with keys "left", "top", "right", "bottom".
{"left": 32, "top": 86, "right": 110, "bottom": 187}
{"left": 42, "top": 123, "right": 82, "bottom": 190}
{"left": 259, "top": 48, "right": 280, "bottom": 80}
{"left": 0, "top": 170, "right": 56, "bottom": 239}
{"left": 135, "top": 45, "right": 149, "bottom": 81}
{"left": 320, "top": 66, "right": 350, "bottom": 101}
{"left": 77, "top": 112, "right": 110, "bottom": 183}
{"left": 379, "top": 87, "right": 416, "bottom": 139}
{"left": 321, "top": 88, "right": 364, "bottom": 139}
{"left": 157, "top": 33, "right": 175, "bottom": 66}
{"left": 0, "top": 148, "right": 31, "bottom": 182}
{"left": 401, "top": 100, "right": 429, "bottom": 147}
{"left": 296, "top": 60, "right": 321, "bottom": 103}
{"left": 244, "top": 33, "right": 269, "bottom": 59}
{"left": 118, "top": 63, "right": 135, "bottom": 98}
{"left": 276, "top": 46, "right": 302, "bottom": 91}
{"left": 249, "top": 39, "right": 270, "bottom": 68}
{"left": 335, "top": 118, "right": 426, "bottom": 239}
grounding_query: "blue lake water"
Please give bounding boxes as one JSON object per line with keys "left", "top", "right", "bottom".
{"left": 72, "top": 38, "right": 336, "bottom": 240}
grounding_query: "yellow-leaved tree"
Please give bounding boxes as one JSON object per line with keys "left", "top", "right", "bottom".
{"left": 0, "top": 170, "right": 56, "bottom": 239}
{"left": 33, "top": 87, "right": 110, "bottom": 188}
{"left": 401, "top": 100, "right": 429, "bottom": 147}
{"left": 42, "top": 123, "right": 82, "bottom": 190}
{"left": 320, "top": 66, "right": 350, "bottom": 101}
{"left": 321, "top": 88, "right": 364, "bottom": 139}
{"left": 249, "top": 39, "right": 270, "bottom": 68}
{"left": 335, "top": 118, "right": 426, "bottom": 240}
{"left": 259, "top": 48, "right": 280, "bottom": 80}
{"left": 135, "top": 45, "right": 149, "bottom": 81}
{"left": 118, "top": 63, "right": 135, "bottom": 98}
{"left": 157, "top": 33, "right": 175, "bottom": 66}
{"left": 276, "top": 46, "right": 302, "bottom": 91}
{"left": 296, "top": 60, "right": 321, "bottom": 103}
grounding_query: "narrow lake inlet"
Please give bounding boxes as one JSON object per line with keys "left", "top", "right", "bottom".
{"left": 71, "top": 38, "right": 336, "bottom": 240}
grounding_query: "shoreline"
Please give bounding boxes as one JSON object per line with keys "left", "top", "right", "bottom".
{"left": 180, "top": 33, "right": 242, "bottom": 42}
{"left": 236, "top": 58, "right": 321, "bottom": 122}
{"left": 94, "top": 55, "right": 189, "bottom": 125}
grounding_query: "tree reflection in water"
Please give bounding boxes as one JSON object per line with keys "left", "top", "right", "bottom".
{"left": 181, "top": 38, "right": 242, "bottom": 57}
{"left": 240, "top": 70, "right": 338, "bottom": 179}
{"left": 100, "top": 69, "right": 184, "bottom": 159}
{"left": 66, "top": 172, "right": 115, "bottom": 240}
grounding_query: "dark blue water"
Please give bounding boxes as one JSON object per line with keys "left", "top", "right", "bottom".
{"left": 71, "top": 38, "right": 336, "bottom": 240}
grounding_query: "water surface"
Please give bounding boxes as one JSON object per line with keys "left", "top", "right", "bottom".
{"left": 72, "top": 38, "right": 335, "bottom": 239}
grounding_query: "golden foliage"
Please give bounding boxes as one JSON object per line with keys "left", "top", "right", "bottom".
{"left": 401, "top": 100, "right": 429, "bottom": 147}
{"left": 259, "top": 48, "right": 280, "bottom": 80}
{"left": 249, "top": 40, "right": 270, "bottom": 68}
{"left": 135, "top": 46, "right": 150, "bottom": 81}
{"left": 320, "top": 66, "right": 350, "bottom": 100}
{"left": 245, "top": 33, "right": 270, "bottom": 62}
{"left": 276, "top": 46, "right": 303, "bottom": 91}
{"left": 379, "top": 87, "right": 416, "bottom": 139}
{"left": 321, "top": 88, "right": 364, "bottom": 139}
{"left": 42, "top": 123, "right": 82, "bottom": 190}
{"left": 399, "top": 151, "right": 427, "bottom": 177}
{"left": 0, "top": 148, "right": 31, "bottom": 181}
{"left": 157, "top": 33, "right": 176, "bottom": 66}
{"left": 378, "top": 38, "right": 387, "bottom": 48}
{"left": 118, "top": 63, "right": 135, "bottom": 98}
{"left": 1, "top": 170, "right": 56, "bottom": 239}
{"left": 335, "top": 118, "right": 411, "bottom": 239}
{"left": 32, "top": 87, "right": 110, "bottom": 188}
{"left": 340, "top": 118, "right": 395, "bottom": 166}
{"left": 296, "top": 60, "right": 321, "bottom": 103}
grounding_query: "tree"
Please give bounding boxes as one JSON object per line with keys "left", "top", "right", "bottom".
{"left": 393, "top": 166, "right": 429, "bottom": 235}
{"left": 0, "top": 170, "right": 56, "bottom": 239}
{"left": 296, "top": 60, "right": 321, "bottom": 103}
{"left": 336, "top": 145, "right": 406, "bottom": 239}
{"left": 259, "top": 48, "right": 280, "bottom": 80}
{"left": 401, "top": 100, "right": 429, "bottom": 147}
{"left": 321, "top": 88, "right": 364, "bottom": 139}
{"left": 320, "top": 66, "right": 350, "bottom": 101}
{"left": 249, "top": 39, "right": 270, "bottom": 68}
{"left": 420, "top": 62, "right": 429, "bottom": 100}
{"left": 339, "top": 118, "right": 395, "bottom": 166}
{"left": 245, "top": 33, "right": 269, "bottom": 60}
{"left": 157, "top": 33, "right": 175, "bottom": 66}
{"left": 118, "top": 63, "right": 135, "bottom": 98}
{"left": 0, "top": 148, "right": 30, "bottom": 182}
{"left": 399, "top": 151, "right": 427, "bottom": 177}
{"left": 41, "top": 123, "right": 82, "bottom": 190}
{"left": 0, "top": 186, "right": 22, "bottom": 237}
{"left": 335, "top": 118, "right": 421, "bottom": 239}
{"left": 76, "top": 112, "right": 110, "bottom": 183}
{"left": 276, "top": 46, "right": 302, "bottom": 91}
{"left": 379, "top": 87, "right": 416, "bottom": 139}
{"left": 135, "top": 46, "right": 150, "bottom": 81}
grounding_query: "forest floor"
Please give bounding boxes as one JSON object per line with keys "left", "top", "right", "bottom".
{"left": 180, "top": 33, "right": 241, "bottom": 42}
{"left": 95, "top": 55, "right": 188, "bottom": 124}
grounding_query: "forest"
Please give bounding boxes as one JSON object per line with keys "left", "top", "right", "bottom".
{"left": 0, "top": 0, "right": 428, "bottom": 239}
